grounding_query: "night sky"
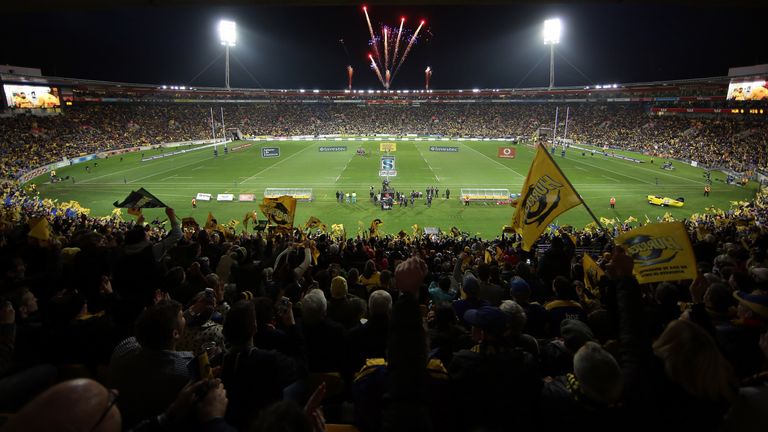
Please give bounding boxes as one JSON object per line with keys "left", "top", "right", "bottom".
{"left": 2, "top": 3, "right": 766, "bottom": 90}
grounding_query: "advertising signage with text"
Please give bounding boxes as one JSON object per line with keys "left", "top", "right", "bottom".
{"left": 262, "top": 147, "right": 280, "bottom": 158}
{"left": 429, "top": 146, "right": 459, "bottom": 152}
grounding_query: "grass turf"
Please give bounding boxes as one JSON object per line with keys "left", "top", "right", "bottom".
{"left": 32, "top": 140, "right": 758, "bottom": 238}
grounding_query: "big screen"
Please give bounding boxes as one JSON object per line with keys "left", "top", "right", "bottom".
{"left": 4, "top": 84, "right": 61, "bottom": 108}
{"left": 726, "top": 78, "right": 768, "bottom": 101}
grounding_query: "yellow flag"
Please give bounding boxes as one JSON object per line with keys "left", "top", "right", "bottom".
{"left": 331, "top": 224, "right": 345, "bottom": 240}
{"left": 243, "top": 211, "right": 256, "bottom": 231}
{"left": 411, "top": 223, "right": 420, "bottom": 238}
{"left": 304, "top": 216, "right": 325, "bottom": 232}
{"left": 369, "top": 218, "right": 383, "bottom": 238}
{"left": 205, "top": 212, "right": 218, "bottom": 231}
{"left": 582, "top": 254, "right": 604, "bottom": 298}
{"left": 615, "top": 222, "right": 697, "bottom": 284}
{"left": 511, "top": 144, "right": 582, "bottom": 251}
{"left": 28, "top": 217, "right": 50, "bottom": 241}
{"left": 484, "top": 250, "right": 493, "bottom": 264}
{"left": 259, "top": 196, "right": 297, "bottom": 232}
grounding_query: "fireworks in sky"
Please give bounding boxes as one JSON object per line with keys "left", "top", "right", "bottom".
{"left": 362, "top": 5, "right": 428, "bottom": 89}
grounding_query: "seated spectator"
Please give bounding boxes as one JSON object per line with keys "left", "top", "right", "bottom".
{"left": 428, "top": 276, "right": 457, "bottom": 305}
{"left": 449, "top": 306, "right": 541, "bottom": 431}
{"left": 510, "top": 276, "right": 548, "bottom": 339}
{"left": 297, "top": 289, "right": 346, "bottom": 373}
{"left": 453, "top": 274, "right": 489, "bottom": 329}
{"left": 348, "top": 290, "right": 392, "bottom": 373}
{"left": 176, "top": 290, "right": 226, "bottom": 354}
{"left": 540, "top": 341, "right": 624, "bottom": 430}
{"left": 326, "top": 276, "right": 365, "bottom": 330}
{"left": 109, "top": 299, "right": 193, "bottom": 429}
{"left": 545, "top": 276, "right": 588, "bottom": 336}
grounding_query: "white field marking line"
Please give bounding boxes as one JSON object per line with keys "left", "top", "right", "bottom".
{"left": 128, "top": 154, "right": 216, "bottom": 184}
{"left": 602, "top": 175, "right": 619, "bottom": 182}
{"left": 415, "top": 145, "right": 440, "bottom": 182}
{"left": 564, "top": 156, "right": 655, "bottom": 185}
{"left": 579, "top": 153, "right": 702, "bottom": 185}
{"left": 574, "top": 166, "right": 589, "bottom": 171}
{"left": 335, "top": 153, "right": 358, "bottom": 183}
{"left": 79, "top": 150, "right": 207, "bottom": 184}
{"left": 240, "top": 143, "right": 314, "bottom": 185}
{"left": 462, "top": 143, "right": 525, "bottom": 178}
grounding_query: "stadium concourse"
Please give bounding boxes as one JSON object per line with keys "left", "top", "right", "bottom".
{"left": 1, "top": 82, "right": 768, "bottom": 431}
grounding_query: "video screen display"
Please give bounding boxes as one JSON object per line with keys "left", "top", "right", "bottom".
{"left": 4, "top": 84, "right": 61, "bottom": 108}
{"left": 726, "top": 78, "right": 768, "bottom": 101}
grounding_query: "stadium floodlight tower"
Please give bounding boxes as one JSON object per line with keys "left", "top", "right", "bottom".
{"left": 219, "top": 20, "right": 237, "bottom": 89}
{"left": 543, "top": 18, "right": 562, "bottom": 89}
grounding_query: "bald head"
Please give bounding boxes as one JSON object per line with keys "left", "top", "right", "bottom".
{"left": 3, "top": 379, "right": 121, "bottom": 432}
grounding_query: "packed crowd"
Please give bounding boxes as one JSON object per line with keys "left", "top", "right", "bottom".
{"left": 1, "top": 174, "right": 768, "bottom": 431}
{"left": 1, "top": 102, "right": 766, "bottom": 179}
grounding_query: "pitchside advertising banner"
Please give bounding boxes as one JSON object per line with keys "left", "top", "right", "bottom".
{"left": 726, "top": 78, "right": 768, "bottom": 101}
{"left": 217, "top": 194, "right": 234, "bottom": 202}
{"left": 319, "top": 146, "right": 347, "bottom": 152}
{"left": 498, "top": 147, "right": 517, "bottom": 158}
{"left": 4, "top": 84, "right": 61, "bottom": 108}
{"left": 196, "top": 193, "right": 212, "bottom": 201}
{"left": 262, "top": 147, "right": 280, "bottom": 158}
{"left": 429, "top": 146, "right": 459, "bottom": 152}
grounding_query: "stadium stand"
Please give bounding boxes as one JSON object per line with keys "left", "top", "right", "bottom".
{"left": 1, "top": 78, "right": 768, "bottom": 431}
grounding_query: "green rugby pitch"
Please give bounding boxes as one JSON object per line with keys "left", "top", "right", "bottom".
{"left": 33, "top": 140, "right": 757, "bottom": 238}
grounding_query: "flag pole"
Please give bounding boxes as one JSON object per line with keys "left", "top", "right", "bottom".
{"left": 540, "top": 142, "right": 607, "bottom": 233}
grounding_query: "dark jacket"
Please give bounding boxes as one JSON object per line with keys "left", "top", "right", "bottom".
{"left": 449, "top": 342, "right": 541, "bottom": 431}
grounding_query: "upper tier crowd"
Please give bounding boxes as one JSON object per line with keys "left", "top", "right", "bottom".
{"left": 0, "top": 172, "right": 767, "bottom": 431}
{"left": 0, "top": 102, "right": 766, "bottom": 179}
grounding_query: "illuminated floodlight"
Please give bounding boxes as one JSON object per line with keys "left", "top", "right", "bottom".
{"left": 219, "top": 20, "right": 237, "bottom": 47}
{"left": 472, "top": 88, "right": 480, "bottom": 93}
{"left": 313, "top": 89, "right": 320, "bottom": 93}
{"left": 543, "top": 18, "right": 562, "bottom": 45}
{"left": 299, "top": 89, "right": 305, "bottom": 93}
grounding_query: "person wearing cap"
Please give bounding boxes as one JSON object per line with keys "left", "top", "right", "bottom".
{"left": 716, "top": 290, "right": 768, "bottom": 379}
{"left": 326, "top": 276, "right": 365, "bottom": 330}
{"left": 510, "top": 276, "right": 548, "bottom": 339}
{"left": 449, "top": 306, "right": 541, "bottom": 431}
{"left": 452, "top": 274, "right": 490, "bottom": 329}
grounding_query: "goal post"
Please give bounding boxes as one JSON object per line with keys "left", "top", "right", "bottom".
{"left": 264, "top": 188, "right": 314, "bottom": 202}
{"left": 460, "top": 188, "right": 511, "bottom": 202}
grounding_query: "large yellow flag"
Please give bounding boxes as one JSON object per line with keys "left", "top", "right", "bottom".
{"left": 511, "top": 144, "right": 582, "bottom": 251}
{"left": 583, "top": 254, "right": 604, "bottom": 298}
{"left": 614, "top": 222, "right": 697, "bottom": 284}
{"left": 259, "top": 195, "right": 297, "bottom": 232}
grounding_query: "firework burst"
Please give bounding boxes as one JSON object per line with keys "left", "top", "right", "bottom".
{"left": 362, "top": 5, "right": 428, "bottom": 89}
